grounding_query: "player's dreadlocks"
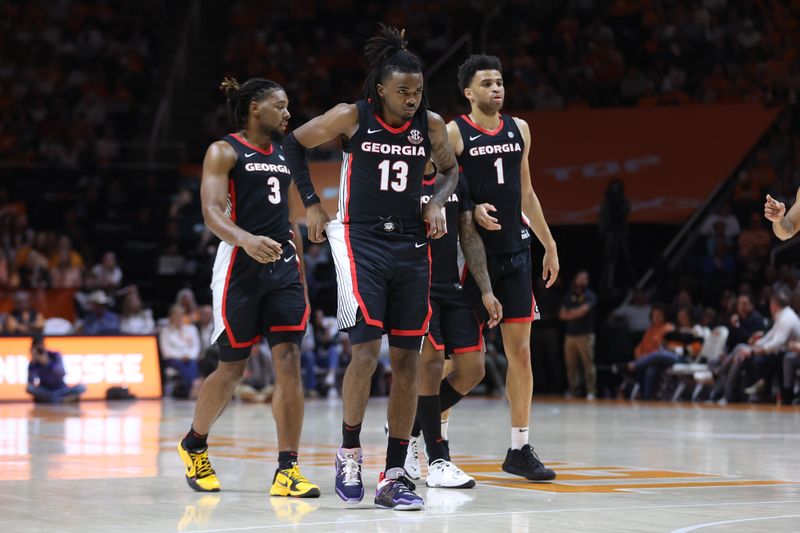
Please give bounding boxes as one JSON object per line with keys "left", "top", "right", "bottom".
{"left": 457, "top": 54, "right": 503, "bottom": 91}
{"left": 362, "top": 24, "right": 427, "bottom": 114}
{"left": 220, "top": 77, "right": 284, "bottom": 129}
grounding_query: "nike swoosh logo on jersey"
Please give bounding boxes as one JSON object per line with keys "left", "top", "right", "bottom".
{"left": 306, "top": 194, "right": 315, "bottom": 199}
{"left": 367, "top": 128, "right": 383, "bottom": 134}
{"left": 283, "top": 254, "right": 296, "bottom": 263}
{"left": 414, "top": 242, "right": 426, "bottom": 248}
{"left": 469, "top": 134, "right": 482, "bottom": 141}
{"left": 245, "top": 152, "right": 257, "bottom": 158}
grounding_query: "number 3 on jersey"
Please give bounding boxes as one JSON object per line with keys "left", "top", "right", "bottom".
{"left": 378, "top": 159, "right": 408, "bottom": 192}
{"left": 266, "top": 176, "right": 281, "bottom": 204}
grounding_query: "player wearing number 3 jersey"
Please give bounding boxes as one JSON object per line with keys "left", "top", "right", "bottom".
{"left": 283, "top": 25, "right": 459, "bottom": 510}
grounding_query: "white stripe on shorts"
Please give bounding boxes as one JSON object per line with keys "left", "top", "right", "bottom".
{"left": 210, "top": 241, "right": 234, "bottom": 345}
{"left": 326, "top": 220, "right": 360, "bottom": 330}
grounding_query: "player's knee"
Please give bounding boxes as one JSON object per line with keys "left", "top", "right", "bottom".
{"left": 350, "top": 349, "right": 379, "bottom": 372}
{"left": 391, "top": 351, "right": 419, "bottom": 376}
{"left": 506, "top": 342, "right": 531, "bottom": 363}
{"left": 216, "top": 360, "right": 247, "bottom": 383}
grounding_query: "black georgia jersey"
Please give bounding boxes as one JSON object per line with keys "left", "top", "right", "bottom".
{"left": 338, "top": 100, "right": 431, "bottom": 233}
{"left": 221, "top": 133, "right": 292, "bottom": 243}
{"left": 455, "top": 114, "right": 532, "bottom": 255}
{"left": 421, "top": 173, "right": 473, "bottom": 285}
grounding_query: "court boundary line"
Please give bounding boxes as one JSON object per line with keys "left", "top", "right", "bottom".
{"left": 670, "top": 513, "right": 800, "bottom": 533}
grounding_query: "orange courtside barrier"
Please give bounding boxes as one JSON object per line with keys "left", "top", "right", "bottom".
{"left": 0, "top": 336, "right": 162, "bottom": 401}
{"left": 291, "top": 104, "right": 780, "bottom": 225}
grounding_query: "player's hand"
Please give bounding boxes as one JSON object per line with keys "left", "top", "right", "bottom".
{"left": 306, "top": 204, "right": 330, "bottom": 243}
{"left": 242, "top": 234, "right": 282, "bottom": 263}
{"left": 423, "top": 201, "right": 447, "bottom": 239}
{"left": 764, "top": 194, "right": 786, "bottom": 223}
{"left": 474, "top": 203, "right": 501, "bottom": 231}
{"left": 542, "top": 248, "right": 560, "bottom": 288}
{"left": 481, "top": 292, "right": 503, "bottom": 329}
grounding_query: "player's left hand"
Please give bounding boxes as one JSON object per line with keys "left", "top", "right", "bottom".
{"left": 423, "top": 201, "right": 447, "bottom": 239}
{"left": 542, "top": 248, "right": 560, "bottom": 288}
{"left": 481, "top": 292, "right": 503, "bottom": 329}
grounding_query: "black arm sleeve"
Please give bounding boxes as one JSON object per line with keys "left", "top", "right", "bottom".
{"left": 283, "top": 132, "right": 320, "bottom": 208}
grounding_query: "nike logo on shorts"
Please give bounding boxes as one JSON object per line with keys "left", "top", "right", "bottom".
{"left": 469, "top": 135, "right": 482, "bottom": 141}
{"left": 245, "top": 152, "right": 256, "bottom": 158}
{"left": 284, "top": 254, "right": 296, "bottom": 263}
{"left": 414, "top": 242, "right": 426, "bottom": 248}
{"left": 367, "top": 128, "right": 383, "bottom": 134}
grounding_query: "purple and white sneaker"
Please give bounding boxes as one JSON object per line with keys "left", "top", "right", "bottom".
{"left": 335, "top": 447, "right": 364, "bottom": 503}
{"left": 374, "top": 468, "right": 424, "bottom": 511}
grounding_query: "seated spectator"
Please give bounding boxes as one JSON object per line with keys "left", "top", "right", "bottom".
{"left": 197, "top": 304, "right": 214, "bottom": 354}
{"left": 699, "top": 203, "right": 740, "bottom": 238}
{"left": 159, "top": 304, "right": 201, "bottom": 398}
{"left": 611, "top": 289, "right": 652, "bottom": 344}
{"left": 119, "top": 287, "right": 155, "bottom": 335}
{"left": 629, "top": 307, "right": 707, "bottom": 400}
{"left": 780, "top": 342, "right": 800, "bottom": 405}
{"left": 18, "top": 249, "right": 51, "bottom": 289}
{"left": 711, "top": 292, "right": 800, "bottom": 403}
{"left": 737, "top": 213, "right": 772, "bottom": 262}
{"left": 175, "top": 288, "right": 200, "bottom": 325}
{"left": 4, "top": 291, "right": 44, "bottom": 335}
{"left": 632, "top": 305, "right": 675, "bottom": 361}
{"left": 26, "top": 333, "right": 86, "bottom": 403}
{"left": 559, "top": 270, "right": 598, "bottom": 399}
{"left": 80, "top": 290, "right": 121, "bottom": 335}
{"left": 49, "top": 235, "right": 85, "bottom": 271}
{"left": 233, "top": 341, "right": 274, "bottom": 403}
{"left": 88, "top": 252, "right": 123, "bottom": 292}
{"left": 50, "top": 247, "right": 83, "bottom": 289}
{"left": 727, "top": 294, "right": 766, "bottom": 349}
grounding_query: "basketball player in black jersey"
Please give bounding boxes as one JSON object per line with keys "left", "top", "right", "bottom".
{"left": 448, "top": 55, "right": 559, "bottom": 481}
{"left": 284, "top": 25, "right": 458, "bottom": 510}
{"left": 177, "top": 78, "right": 319, "bottom": 498}
{"left": 398, "top": 162, "right": 501, "bottom": 489}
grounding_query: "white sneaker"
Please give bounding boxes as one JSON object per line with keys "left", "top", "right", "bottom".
{"left": 404, "top": 436, "right": 422, "bottom": 480}
{"left": 425, "top": 459, "right": 475, "bottom": 489}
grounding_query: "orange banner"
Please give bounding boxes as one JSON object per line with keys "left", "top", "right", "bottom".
{"left": 0, "top": 336, "right": 162, "bottom": 401}
{"left": 298, "top": 104, "right": 779, "bottom": 225}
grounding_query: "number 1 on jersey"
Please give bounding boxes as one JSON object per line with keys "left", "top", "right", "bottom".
{"left": 494, "top": 157, "right": 504, "bottom": 184}
{"left": 378, "top": 159, "right": 408, "bottom": 192}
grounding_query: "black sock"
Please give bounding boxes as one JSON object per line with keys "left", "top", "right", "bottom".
{"left": 183, "top": 426, "right": 208, "bottom": 450}
{"left": 386, "top": 436, "right": 409, "bottom": 472}
{"left": 342, "top": 421, "right": 362, "bottom": 448}
{"left": 411, "top": 417, "right": 422, "bottom": 437}
{"left": 440, "top": 378, "right": 465, "bottom": 412}
{"left": 278, "top": 450, "right": 298, "bottom": 470}
{"left": 417, "top": 395, "right": 447, "bottom": 461}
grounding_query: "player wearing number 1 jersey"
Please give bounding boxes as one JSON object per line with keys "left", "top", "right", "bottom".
{"left": 177, "top": 77, "right": 318, "bottom": 499}
{"left": 448, "top": 55, "right": 560, "bottom": 481}
{"left": 283, "top": 25, "right": 459, "bottom": 510}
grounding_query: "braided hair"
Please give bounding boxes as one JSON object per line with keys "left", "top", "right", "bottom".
{"left": 219, "top": 77, "right": 284, "bottom": 130}
{"left": 362, "top": 24, "right": 427, "bottom": 114}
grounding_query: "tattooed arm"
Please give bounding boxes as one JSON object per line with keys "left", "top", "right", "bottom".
{"left": 459, "top": 210, "right": 502, "bottom": 328}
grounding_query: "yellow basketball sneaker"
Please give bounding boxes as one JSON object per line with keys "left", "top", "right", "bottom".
{"left": 269, "top": 465, "right": 321, "bottom": 498}
{"left": 177, "top": 441, "right": 221, "bottom": 492}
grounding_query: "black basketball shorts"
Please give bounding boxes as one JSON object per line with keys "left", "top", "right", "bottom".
{"left": 427, "top": 282, "right": 483, "bottom": 355}
{"left": 210, "top": 240, "right": 309, "bottom": 360}
{"left": 327, "top": 220, "right": 431, "bottom": 348}
{"left": 464, "top": 246, "right": 539, "bottom": 324}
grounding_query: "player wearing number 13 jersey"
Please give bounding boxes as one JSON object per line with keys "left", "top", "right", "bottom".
{"left": 448, "top": 55, "right": 560, "bottom": 482}
{"left": 283, "top": 25, "right": 459, "bottom": 510}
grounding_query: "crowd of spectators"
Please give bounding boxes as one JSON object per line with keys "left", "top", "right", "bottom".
{"left": 0, "top": 0, "right": 167, "bottom": 166}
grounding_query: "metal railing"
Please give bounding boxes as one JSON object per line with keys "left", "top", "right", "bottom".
{"left": 148, "top": 0, "right": 201, "bottom": 163}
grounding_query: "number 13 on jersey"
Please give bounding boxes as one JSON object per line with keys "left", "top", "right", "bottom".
{"left": 378, "top": 159, "right": 408, "bottom": 192}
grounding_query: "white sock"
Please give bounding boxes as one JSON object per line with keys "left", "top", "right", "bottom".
{"left": 511, "top": 427, "right": 529, "bottom": 450}
{"left": 440, "top": 419, "right": 449, "bottom": 441}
